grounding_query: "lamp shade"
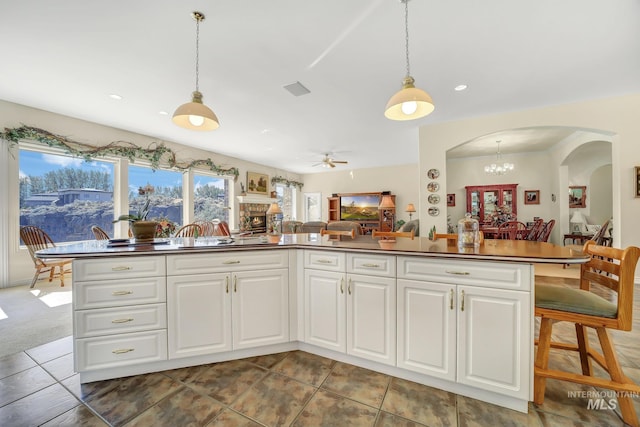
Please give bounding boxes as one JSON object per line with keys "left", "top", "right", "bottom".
{"left": 405, "top": 203, "right": 416, "bottom": 213}
{"left": 379, "top": 195, "right": 396, "bottom": 209}
{"left": 570, "top": 211, "right": 587, "bottom": 224}
{"left": 172, "top": 91, "right": 220, "bottom": 131}
{"left": 384, "top": 77, "right": 435, "bottom": 121}
{"left": 267, "top": 203, "right": 282, "bottom": 215}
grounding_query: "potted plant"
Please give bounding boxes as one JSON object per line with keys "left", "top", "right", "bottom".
{"left": 113, "top": 184, "right": 157, "bottom": 241}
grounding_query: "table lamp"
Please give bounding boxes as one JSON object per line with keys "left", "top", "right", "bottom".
{"left": 266, "top": 203, "right": 283, "bottom": 235}
{"left": 405, "top": 203, "right": 416, "bottom": 221}
{"left": 379, "top": 195, "right": 396, "bottom": 231}
{"left": 569, "top": 211, "right": 587, "bottom": 234}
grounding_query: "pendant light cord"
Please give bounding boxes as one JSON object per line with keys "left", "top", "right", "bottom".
{"left": 195, "top": 14, "right": 200, "bottom": 92}
{"left": 404, "top": 0, "right": 410, "bottom": 78}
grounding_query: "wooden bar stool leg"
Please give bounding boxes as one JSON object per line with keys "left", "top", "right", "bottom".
{"left": 596, "top": 327, "right": 639, "bottom": 427}
{"left": 534, "top": 317, "right": 554, "bottom": 404}
{"left": 575, "top": 324, "right": 593, "bottom": 376}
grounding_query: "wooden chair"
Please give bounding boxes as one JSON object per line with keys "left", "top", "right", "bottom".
{"left": 320, "top": 228, "right": 356, "bottom": 238}
{"left": 534, "top": 241, "right": 640, "bottom": 426}
{"left": 212, "top": 220, "right": 231, "bottom": 237}
{"left": 524, "top": 218, "right": 544, "bottom": 241}
{"left": 372, "top": 230, "right": 415, "bottom": 240}
{"left": 173, "top": 223, "right": 202, "bottom": 238}
{"left": 91, "top": 225, "right": 110, "bottom": 240}
{"left": 434, "top": 232, "right": 484, "bottom": 245}
{"left": 536, "top": 219, "right": 555, "bottom": 242}
{"left": 194, "top": 220, "right": 216, "bottom": 236}
{"left": 497, "top": 221, "right": 527, "bottom": 240}
{"left": 20, "top": 226, "right": 72, "bottom": 288}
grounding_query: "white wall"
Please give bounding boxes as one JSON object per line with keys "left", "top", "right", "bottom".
{"left": 1, "top": 100, "right": 301, "bottom": 286}
{"left": 418, "top": 93, "right": 640, "bottom": 255}
{"left": 589, "top": 164, "right": 613, "bottom": 225}
{"left": 301, "top": 164, "right": 420, "bottom": 224}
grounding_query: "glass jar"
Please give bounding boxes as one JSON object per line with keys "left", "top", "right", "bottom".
{"left": 458, "top": 213, "right": 480, "bottom": 251}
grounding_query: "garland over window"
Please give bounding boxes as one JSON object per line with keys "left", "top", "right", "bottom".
{"left": 1, "top": 125, "right": 240, "bottom": 179}
{"left": 271, "top": 175, "right": 303, "bottom": 190}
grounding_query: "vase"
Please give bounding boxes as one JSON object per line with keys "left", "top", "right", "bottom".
{"left": 130, "top": 220, "right": 157, "bottom": 242}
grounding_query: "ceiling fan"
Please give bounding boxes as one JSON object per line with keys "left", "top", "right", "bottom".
{"left": 313, "top": 153, "right": 348, "bottom": 168}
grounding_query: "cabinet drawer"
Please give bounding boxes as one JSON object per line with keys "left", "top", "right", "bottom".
{"left": 74, "top": 277, "right": 167, "bottom": 310}
{"left": 75, "top": 330, "right": 167, "bottom": 372}
{"left": 347, "top": 253, "right": 396, "bottom": 277}
{"left": 398, "top": 257, "right": 531, "bottom": 291}
{"left": 304, "top": 250, "right": 345, "bottom": 272}
{"left": 73, "top": 256, "right": 166, "bottom": 282}
{"left": 167, "top": 250, "right": 288, "bottom": 275}
{"left": 74, "top": 303, "right": 167, "bottom": 338}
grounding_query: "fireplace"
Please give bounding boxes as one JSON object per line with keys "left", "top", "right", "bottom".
{"left": 247, "top": 212, "right": 266, "bottom": 234}
{"left": 238, "top": 196, "right": 277, "bottom": 235}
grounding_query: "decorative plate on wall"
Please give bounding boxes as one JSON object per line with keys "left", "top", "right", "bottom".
{"left": 428, "top": 194, "right": 440, "bottom": 204}
{"left": 427, "top": 181, "right": 440, "bottom": 192}
{"left": 427, "top": 168, "right": 440, "bottom": 179}
{"left": 428, "top": 207, "right": 440, "bottom": 216}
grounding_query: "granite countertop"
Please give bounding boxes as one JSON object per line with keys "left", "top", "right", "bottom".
{"left": 36, "top": 234, "right": 588, "bottom": 264}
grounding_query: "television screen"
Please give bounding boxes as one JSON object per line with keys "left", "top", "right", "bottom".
{"left": 340, "top": 195, "right": 380, "bottom": 221}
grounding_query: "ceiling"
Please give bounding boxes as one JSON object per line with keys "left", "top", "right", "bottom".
{"left": 1, "top": 0, "right": 639, "bottom": 174}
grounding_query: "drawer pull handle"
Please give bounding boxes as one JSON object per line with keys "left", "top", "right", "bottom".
{"left": 111, "top": 266, "right": 132, "bottom": 271}
{"left": 461, "top": 290, "right": 465, "bottom": 312}
{"left": 449, "top": 289, "right": 454, "bottom": 310}
{"left": 223, "top": 260, "right": 241, "bottom": 264}
{"left": 317, "top": 259, "right": 333, "bottom": 264}
{"left": 362, "top": 263, "right": 380, "bottom": 268}
{"left": 445, "top": 270, "right": 470, "bottom": 276}
{"left": 112, "top": 290, "right": 133, "bottom": 296}
{"left": 348, "top": 278, "right": 352, "bottom": 295}
{"left": 112, "top": 348, "right": 134, "bottom": 354}
{"left": 111, "top": 318, "right": 134, "bottom": 324}
{"left": 225, "top": 276, "right": 229, "bottom": 293}
{"left": 340, "top": 278, "right": 344, "bottom": 294}
{"left": 234, "top": 276, "right": 237, "bottom": 293}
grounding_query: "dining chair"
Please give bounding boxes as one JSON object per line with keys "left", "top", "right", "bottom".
{"left": 91, "top": 225, "right": 110, "bottom": 240}
{"left": 320, "top": 228, "right": 356, "bottom": 238}
{"left": 173, "top": 223, "right": 203, "bottom": 238}
{"left": 523, "top": 218, "right": 544, "bottom": 241}
{"left": 194, "top": 220, "right": 216, "bottom": 237}
{"left": 19, "top": 225, "right": 72, "bottom": 288}
{"left": 212, "top": 220, "right": 231, "bottom": 237}
{"left": 497, "top": 221, "right": 527, "bottom": 240}
{"left": 536, "top": 219, "right": 555, "bottom": 242}
{"left": 372, "top": 230, "right": 415, "bottom": 240}
{"left": 534, "top": 241, "right": 640, "bottom": 426}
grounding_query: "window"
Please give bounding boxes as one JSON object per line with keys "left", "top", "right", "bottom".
{"left": 275, "top": 183, "right": 296, "bottom": 221}
{"left": 193, "top": 173, "right": 231, "bottom": 223}
{"left": 19, "top": 148, "right": 115, "bottom": 243}
{"left": 128, "top": 164, "right": 184, "bottom": 226}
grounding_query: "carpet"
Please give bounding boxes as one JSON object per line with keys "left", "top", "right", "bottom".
{"left": 0, "top": 277, "right": 72, "bottom": 358}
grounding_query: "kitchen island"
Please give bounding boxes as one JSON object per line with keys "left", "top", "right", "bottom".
{"left": 37, "top": 234, "right": 587, "bottom": 413}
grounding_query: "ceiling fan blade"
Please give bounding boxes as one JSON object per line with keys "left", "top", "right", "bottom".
{"left": 329, "top": 162, "right": 336, "bottom": 168}
{"left": 332, "top": 160, "right": 348, "bottom": 164}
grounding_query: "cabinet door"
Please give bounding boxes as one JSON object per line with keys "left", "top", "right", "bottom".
{"left": 167, "top": 273, "right": 231, "bottom": 358}
{"left": 304, "top": 269, "right": 346, "bottom": 352}
{"left": 232, "top": 269, "right": 289, "bottom": 350}
{"left": 347, "top": 274, "right": 396, "bottom": 365}
{"left": 457, "top": 286, "right": 530, "bottom": 399}
{"left": 397, "top": 279, "right": 456, "bottom": 380}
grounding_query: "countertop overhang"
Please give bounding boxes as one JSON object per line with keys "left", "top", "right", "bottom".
{"left": 36, "top": 234, "right": 589, "bottom": 264}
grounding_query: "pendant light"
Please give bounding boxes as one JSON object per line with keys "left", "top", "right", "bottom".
{"left": 172, "top": 11, "right": 219, "bottom": 131}
{"left": 484, "top": 141, "right": 514, "bottom": 175}
{"left": 385, "top": 0, "right": 434, "bottom": 121}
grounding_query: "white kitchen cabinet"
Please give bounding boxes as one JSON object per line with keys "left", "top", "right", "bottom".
{"left": 72, "top": 256, "right": 168, "bottom": 374}
{"left": 166, "top": 252, "right": 289, "bottom": 359}
{"left": 397, "top": 256, "right": 531, "bottom": 400}
{"left": 304, "top": 251, "right": 396, "bottom": 366}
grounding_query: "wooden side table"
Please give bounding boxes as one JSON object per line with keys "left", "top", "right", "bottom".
{"left": 563, "top": 233, "right": 594, "bottom": 245}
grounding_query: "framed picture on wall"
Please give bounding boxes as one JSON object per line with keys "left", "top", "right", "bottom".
{"left": 569, "top": 186, "right": 586, "bottom": 208}
{"left": 446, "top": 194, "right": 455, "bottom": 206}
{"left": 524, "top": 190, "right": 540, "bottom": 205}
{"left": 246, "top": 172, "right": 269, "bottom": 195}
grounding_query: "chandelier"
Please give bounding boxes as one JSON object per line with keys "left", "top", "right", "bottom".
{"left": 484, "top": 141, "right": 514, "bottom": 175}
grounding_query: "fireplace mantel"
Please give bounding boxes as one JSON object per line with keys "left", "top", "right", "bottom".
{"left": 237, "top": 196, "right": 277, "bottom": 205}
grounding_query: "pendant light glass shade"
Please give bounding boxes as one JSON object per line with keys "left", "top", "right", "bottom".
{"left": 385, "top": 77, "right": 435, "bottom": 120}
{"left": 172, "top": 91, "right": 219, "bottom": 131}
{"left": 173, "top": 11, "right": 219, "bottom": 131}
{"left": 385, "top": 0, "right": 434, "bottom": 121}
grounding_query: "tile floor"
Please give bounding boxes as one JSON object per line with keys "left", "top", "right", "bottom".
{"left": 1, "top": 277, "right": 640, "bottom": 426}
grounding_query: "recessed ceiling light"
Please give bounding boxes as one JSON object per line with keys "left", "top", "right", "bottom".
{"left": 159, "top": 111, "right": 169, "bottom": 116}
{"left": 454, "top": 84, "right": 468, "bottom": 92}
{"left": 109, "top": 94, "right": 123, "bottom": 100}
